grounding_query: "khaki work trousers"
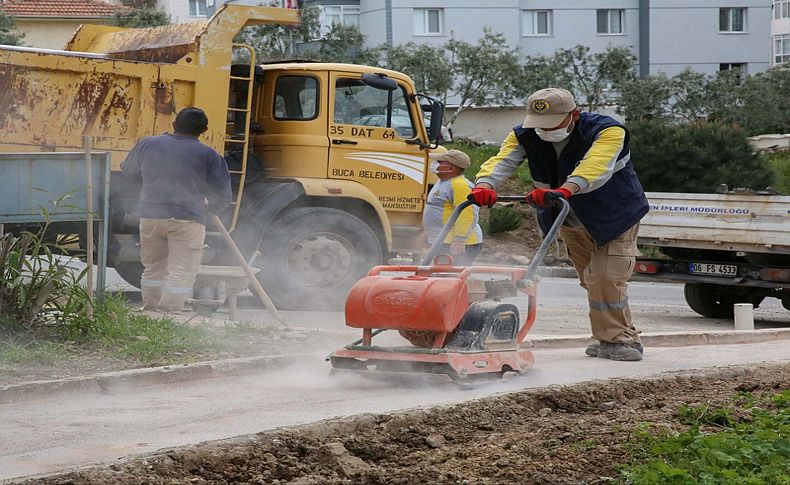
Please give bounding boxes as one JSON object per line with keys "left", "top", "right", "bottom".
{"left": 560, "top": 224, "right": 641, "bottom": 344}
{"left": 139, "top": 218, "right": 205, "bottom": 312}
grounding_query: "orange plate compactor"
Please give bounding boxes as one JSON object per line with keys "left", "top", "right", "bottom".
{"left": 328, "top": 197, "right": 569, "bottom": 384}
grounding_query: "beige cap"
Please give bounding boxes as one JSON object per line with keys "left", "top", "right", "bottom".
{"left": 522, "top": 88, "right": 577, "bottom": 129}
{"left": 429, "top": 149, "right": 471, "bottom": 169}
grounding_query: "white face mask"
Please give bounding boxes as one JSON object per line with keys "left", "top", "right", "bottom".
{"left": 535, "top": 124, "right": 573, "bottom": 143}
{"left": 430, "top": 161, "right": 454, "bottom": 175}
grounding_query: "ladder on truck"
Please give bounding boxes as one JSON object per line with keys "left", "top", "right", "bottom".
{"left": 225, "top": 44, "right": 257, "bottom": 231}
{"left": 189, "top": 44, "right": 261, "bottom": 321}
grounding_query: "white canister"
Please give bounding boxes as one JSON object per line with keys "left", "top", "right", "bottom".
{"left": 733, "top": 303, "right": 754, "bottom": 331}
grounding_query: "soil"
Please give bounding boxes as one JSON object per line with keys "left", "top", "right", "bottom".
{"left": 22, "top": 362, "right": 790, "bottom": 485}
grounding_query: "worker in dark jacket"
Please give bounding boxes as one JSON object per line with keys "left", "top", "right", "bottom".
{"left": 469, "top": 88, "right": 649, "bottom": 361}
{"left": 121, "top": 107, "right": 232, "bottom": 313}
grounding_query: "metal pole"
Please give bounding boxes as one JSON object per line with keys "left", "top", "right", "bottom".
{"left": 96, "top": 153, "right": 111, "bottom": 304}
{"left": 83, "top": 136, "right": 94, "bottom": 318}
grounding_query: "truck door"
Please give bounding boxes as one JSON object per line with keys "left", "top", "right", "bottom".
{"left": 328, "top": 71, "right": 427, "bottom": 214}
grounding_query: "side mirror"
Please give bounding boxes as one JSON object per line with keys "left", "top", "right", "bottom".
{"left": 361, "top": 73, "right": 397, "bottom": 91}
{"left": 428, "top": 100, "right": 444, "bottom": 143}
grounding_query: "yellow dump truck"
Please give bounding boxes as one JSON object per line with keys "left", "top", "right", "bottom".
{"left": 0, "top": 4, "right": 445, "bottom": 309}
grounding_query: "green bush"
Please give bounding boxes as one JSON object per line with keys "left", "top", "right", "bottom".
{"left": 628, "top": 120, "right": 776, "bottom": 193}
{"left": 0, "top": 232, "right": 88, "bottom": 330}
{"left": 486, "top": 206, "right": 522, "bottom": 234}
{"left": 767, "top": 151, "right": 790, "bottom": 195}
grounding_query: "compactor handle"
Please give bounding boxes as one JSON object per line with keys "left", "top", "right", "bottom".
{"left": 420, "top": 199, "right": 475, "bottom": 265}
{"left": 420, "top": 197, "right": 570, "bottom": 274}
{"left": 523, "top": 198, "right": 569, "bottom": 281}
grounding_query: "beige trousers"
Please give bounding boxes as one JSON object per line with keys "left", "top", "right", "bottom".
{"left": 560, "top": 224, "right": 641, "bottom": 344}
{"left": 139, "top": 218, "right": 205, "bottom": 312}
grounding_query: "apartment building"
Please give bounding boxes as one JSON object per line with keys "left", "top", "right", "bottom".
{"left": 774, "top": 0, "right": 790, "bottom": 65}
{"left": 156, "top": 0, "right": 213, "bottom": 24}
{"left": 303, "top": 0, "right": 774, "bottom": 76}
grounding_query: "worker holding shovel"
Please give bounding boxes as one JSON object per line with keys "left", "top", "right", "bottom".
{"left": 469, "top": 88, "right": 649, "bottom": 362}
{"left": 121, "top": 107, "right": 232, "bottom": 313}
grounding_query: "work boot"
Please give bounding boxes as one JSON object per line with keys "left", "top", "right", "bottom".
{"left": 585, "top": 341, "right": 601, "bottom": 357}
{"left": 586, "top": 341, "right": 644, "bottom": 358}
{"left": 597, "top": 342, "right": 644, "bottom": 361}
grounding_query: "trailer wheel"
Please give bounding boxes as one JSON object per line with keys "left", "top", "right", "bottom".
{"left": 255, "top": 207, "right": 384, "bottom": 310}
{"left": 683, "top": 283, "right": 736, "bottom": 318}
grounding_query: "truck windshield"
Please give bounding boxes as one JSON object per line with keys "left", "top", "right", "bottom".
{"left": 333, "top": 77, "right": 415, "bottom": 138}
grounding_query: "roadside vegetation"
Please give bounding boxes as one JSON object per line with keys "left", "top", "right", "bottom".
{"left": 767, "top": 151, "right": 790, "bottom": 195}
{"left": 0, "top": 215, "right": 280, "bottom": 380}
{"left": 622, "top": 390, "right": 790, "bottom": 483}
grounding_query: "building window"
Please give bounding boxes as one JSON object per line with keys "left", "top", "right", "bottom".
{"left": 413, "top": 8, "right": 443, "bottom": 35}
{"left": 522, "top": 10, "right": 552, "bottom": 36}
{"left": 719, "top": 7, "right": 747, "bottom": 32}
{"left": 719, "top": 63, "right": 748, "bottom": 81}
{"left": 321, "top": 5, "right": 360, "bottom": 32}
{"left": 596, "top": 9, "right": 624, "bottom": 34}
{"left": 189, "top": 0, "right": 206, "bottom": 16}
{"left": 775, "top": 34, "right": 790, "bottom": 65}
{"left": 775, "top": 0, "right": 790, "bottom": 19}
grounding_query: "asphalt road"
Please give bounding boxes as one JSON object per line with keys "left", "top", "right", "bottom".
{"left": 2, "top": 275, "right": 788, "bottom": 482}
{"left": 3, "top": 341, "right": 790, "bottom": 482}
{"left": 266, "top": 277, "right": 789, "bottom": 335}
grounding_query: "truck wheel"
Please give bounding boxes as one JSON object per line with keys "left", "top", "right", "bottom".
{"left": 255, "top": 207, "right": 384, "bottom": 310}
{"left": 114, "top": 262, "right": 143, "bottom": 289}
{"left": 683, "top": 283, "right": 735, "bottom": 318}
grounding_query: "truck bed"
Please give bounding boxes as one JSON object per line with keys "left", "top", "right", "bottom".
{"left": 638, "top": 192, "right": 790, "bottom": 255}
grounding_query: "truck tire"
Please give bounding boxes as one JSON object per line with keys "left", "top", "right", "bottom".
{"left": 683, "top": 283, "right": 735, "bottom": 319}
{"left": 254, "top": 207, "right": 385, "bottom": 310}
{"left": 114, "top": 262, "right": 143, "bottom": 289}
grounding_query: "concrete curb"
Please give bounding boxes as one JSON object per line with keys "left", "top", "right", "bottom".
{"left": 525, "top": 327, "right": 790, "bottom": 349}
{"left": 4, "top": 328, "right": 790, "bottom": 404}
{"left": 0, "top": 354, "right": 312, "bottom": 405}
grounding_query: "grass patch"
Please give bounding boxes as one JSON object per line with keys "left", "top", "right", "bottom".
{"left": 621, "top": 390, "right": 790, "bottom": 483}
{"left": 0, "top": 338, "right": 70, "bottom": 365}
{"left": 58, "top": 293, "right": 219, "bottom": 364}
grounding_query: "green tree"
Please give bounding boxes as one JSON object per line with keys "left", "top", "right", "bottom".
{"left": 444, "top": 28, "right": 521, "bottom": 128}
{"left": 709, "top": 67, "right": 790, "bottom": 135}
{"left": 553, "top": 45, "right": 636, "bottom": 111}
{"left": 619, "top": 69, "right": 721, "bottom": 122}
{"left": 0, "top": 10, "right": 24, "bottom": 46}
{"left": 313, "top": 23, "right": 379, "bottom": 65}
{"left": 629, "top": 120, "right": 776, "bottom": 193}
{"left": 381, "top": 42, "right": 452, "bottom": 98}
{"left": 619, "top": 67, "right": 790, "bottom": 135}
{"left": 516, "top": 54, "right": 574, "bottom": 99}
{"left": 237, "top": 3, "right": 320, "bottom": 61}
{"left": 616, "top": 73, "right": 676, "bottom": 121}
{"left": 109, "top": 6, "right": 170, "bottom": 28}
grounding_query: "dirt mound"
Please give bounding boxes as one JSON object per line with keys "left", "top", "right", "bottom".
{"left": 24, "top": 364, "right": 790, "bottom": 485}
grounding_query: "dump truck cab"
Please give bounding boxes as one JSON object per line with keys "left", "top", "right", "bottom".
{"left": 0, "top": 4, "right": 445, "bottom": 309}
{"left": 253, "top": 63, "right": 436, "bottom": 246}
{"left": 220, "top": 61, "right": 444, "bottom": 308}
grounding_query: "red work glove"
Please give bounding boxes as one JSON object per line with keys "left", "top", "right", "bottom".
{"left": 525, "top": 187, "right": 572, "bottom": 207}
{"left": 468, "top": 186, "right": 498, "bottom": 207}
